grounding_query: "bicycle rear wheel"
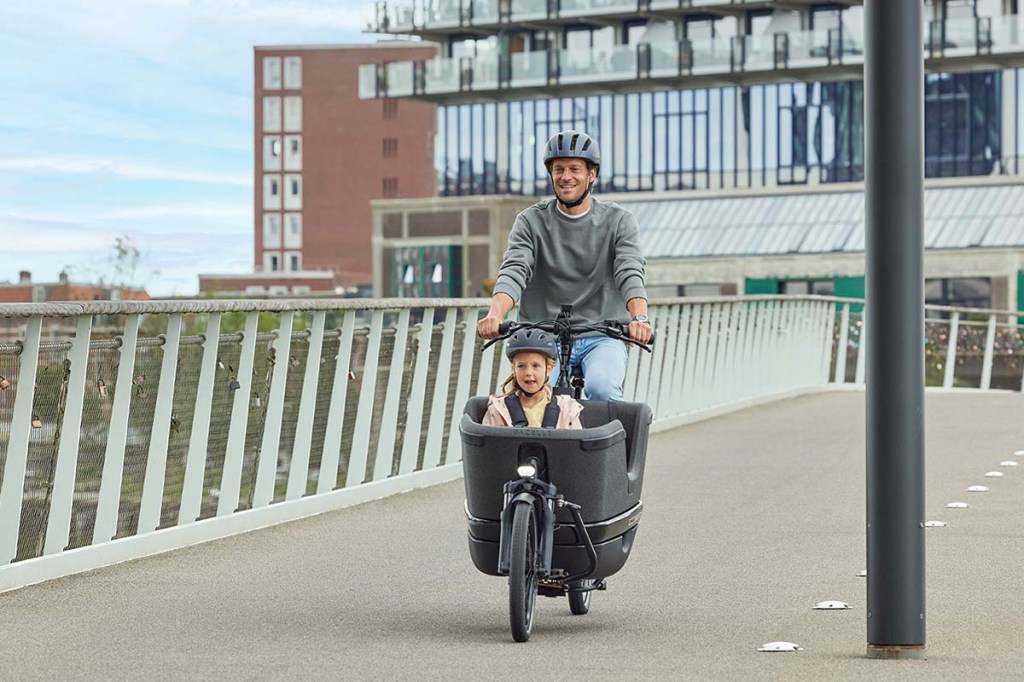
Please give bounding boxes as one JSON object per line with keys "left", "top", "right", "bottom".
{"left": 568, "top": 580, "right": 593, "bottom": 615}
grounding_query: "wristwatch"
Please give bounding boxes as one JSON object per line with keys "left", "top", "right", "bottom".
{"left": 631, "top": 314, "right": 650, "bottom": 323}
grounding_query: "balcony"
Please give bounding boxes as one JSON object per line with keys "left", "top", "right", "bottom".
{"left": 360, "top": 15, "right": 1024, "bottom": 104}
{"left": 364, "top": 0, "right": 862, "bottom": 39}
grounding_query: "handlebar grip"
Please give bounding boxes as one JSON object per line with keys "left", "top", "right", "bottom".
{"left": 498, "top": 321, "right": 514, "bottom": 334}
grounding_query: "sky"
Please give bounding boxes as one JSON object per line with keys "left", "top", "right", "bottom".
{"left": 0, "top": 0, "right": 378, "bottom": 296}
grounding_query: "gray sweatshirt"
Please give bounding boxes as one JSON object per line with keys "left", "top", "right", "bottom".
{"left": 493, "top": 198, "right": 647, "bottom": 327}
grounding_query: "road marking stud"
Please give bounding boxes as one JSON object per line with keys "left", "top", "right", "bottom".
{"left": 759, "top": 641, "right": 802, "bottom": 652}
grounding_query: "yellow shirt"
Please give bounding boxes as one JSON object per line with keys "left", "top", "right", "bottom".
{"left": 522, "top": 396, "right": 551, "bottom": 428}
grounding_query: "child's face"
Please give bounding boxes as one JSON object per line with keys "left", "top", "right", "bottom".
{"left": 513, "top": 351, "right": 550, "bottom": 393}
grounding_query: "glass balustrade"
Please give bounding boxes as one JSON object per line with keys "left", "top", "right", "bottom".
{"left": 559, "top": 0, "right": 636, "bottom": 17}
{"left": 425, "top": 59, "right": 460, "bottom": 94}
{"left": 510, "top": 51, "right": 547, "bottom": 86}
{"left": 472, "top": 0, "right": 499, "bottom": 23}
{"left": 990, "top": 13, "right": 1024, "bottom": 52}
{"left": 510, "top": 0, "right": 546, "bottom": 21}
{"left": 649, "top": 41, "right": 681, "bottom": 76}
{"left": 363, "top": 16, "right": 1024, "bottom": 99}
{"left": 358, "top": 64, "right": 378, "bottom": 99}
{"left": 938, "top": 16, "right": 983, "bottom": 54}
{"left": 690, "top": 35, "right": 731, "bottom": 74}
{"left": 424, "top": 0, "right": 461, "bottom": 26}
{"left": 392, "top": 4, "right": 417, "bottom": 30}
{"left": 473, "top": 52, "right": 500, "bottom": 90}
{"left": 785, "top": 29, "right": 831, "bottom": 66}
{"left": 560, "top": 43, "right": 636, "bottom": 82}
{"left": 386, "top": 61, "right": 415, "bottom": 96}
{"left": 743, "top": 33, "right": 776, "bottom": 71}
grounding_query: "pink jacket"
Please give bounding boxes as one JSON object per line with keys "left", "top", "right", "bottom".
{"left": 482, "top": 389, "right": 584, "bottom": 429}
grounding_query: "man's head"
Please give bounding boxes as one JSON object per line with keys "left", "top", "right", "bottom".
{"left": 543, "top": 130, "right": 600, "bottom": 211}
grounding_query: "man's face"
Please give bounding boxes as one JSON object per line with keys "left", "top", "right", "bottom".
{"left": 549, "top": 158, "right": 595, "bottom": 204}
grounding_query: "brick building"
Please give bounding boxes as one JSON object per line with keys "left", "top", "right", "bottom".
{"left": 0, "top": 271, "right": 149, "bottom": 303}
{"left": 199, "top": 42, "right": 438, "bottom": 297}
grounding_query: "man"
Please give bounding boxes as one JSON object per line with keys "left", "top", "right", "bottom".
{"left": 477, "top": 129, "right": 652, "bottom": 401}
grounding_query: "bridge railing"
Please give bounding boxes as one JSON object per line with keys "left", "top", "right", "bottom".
{"left": 0, "top": 296, "right": 1021, "bottom": 590}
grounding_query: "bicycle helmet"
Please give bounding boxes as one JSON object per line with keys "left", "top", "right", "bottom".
{"left": 504, "top": 329, "right": 558, "bottom": 362}
{"left": 542, "top": 130, "right": 601, "bottom": 171}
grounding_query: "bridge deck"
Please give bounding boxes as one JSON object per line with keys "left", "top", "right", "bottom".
{"left": 1, "top": 392, "right": 1023, "bottom": 680}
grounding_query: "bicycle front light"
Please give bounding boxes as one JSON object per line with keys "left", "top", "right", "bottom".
{"left": 517, "top": 463, "right": 537, "bottom": 479}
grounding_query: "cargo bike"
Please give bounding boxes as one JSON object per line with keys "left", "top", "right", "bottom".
{"left": 460, "top": 307, "right": 654, "bottom": 642}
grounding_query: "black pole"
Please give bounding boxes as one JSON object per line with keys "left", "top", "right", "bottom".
{"left": 864, "top": 0, "right": 926, "bottom": 660}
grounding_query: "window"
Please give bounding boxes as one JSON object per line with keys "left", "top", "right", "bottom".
{"left": 284, "top": 174, "right": 302, "bottom": 209}
{"left": 283, "top": 96, "right": 302, "bottom": 132}
{"left": 263, "top": 136, "right": 282, "bottom": 170}
{"left": 264, "top": 252, "right": 280, "bottom": 272}
{"left": 383, "top": 99, "right": 398, "bottom": 119}
{"left": 284, "top": 135, "right": 302, "bottom": 171}
{"left": 290, "top": 254, "right": 300, "bottom": 271}
{"left": 263, "top": 175, "right": 282, "bottom": 209}
{"left": 284, "top": 213, "right": 301, "bottom": 248}
{"left": 781, "top": 279, "right": 835, "bottom": 296}
{"left": 263, "top": 214, "right": 282, "bottom": 248}
{"left": 383, "top": 177, "right": 399, "bottom": 198}
{"left": 926, "top": 277, "right": 991, "bottom": 311}
{"left": 285, "top": 251, "right": 302, "bottom": 272}
{"left": 263, "top": 57, "right": 282, "bottom": 90}
{"left": 383, "top": 138, "right": 398, "bottom": 158}
{"left": 283, "top": 56, "right": 302, "bottom": 89}
{"left": 263, "top": 97, "right": 282, "bottom": 133}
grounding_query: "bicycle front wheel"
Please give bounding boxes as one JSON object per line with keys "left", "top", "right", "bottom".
{"left": 508, "top": 501, "right": 538, "bottom": 642}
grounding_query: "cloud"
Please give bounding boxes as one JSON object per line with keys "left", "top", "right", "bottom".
{"left": 0, "top": 156, "right": 251, "bottom": 186}
{"left": 0, "top": 213, "right": 254, "bottom": 296}
{"left": 0, "top": 214, "right": 116, "bottom": 254}
{"left": 100, "top": 203, "right": 252, "bottom": 221}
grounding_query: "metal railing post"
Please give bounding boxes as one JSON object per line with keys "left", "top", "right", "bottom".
{"left": 93, "top": 314, "right": 140, "bottom": 543}
{"left": 943, "top": 311, "right": 959, "bottom": 389}
{"left": 43, "top": 315, "right": 93, "bottom": 555}
{"left": 286, "top": 310, "right": 328, "bottom": 500}
{"left": 834, "top": 303, "right": 850, "bottom": 383}
{"left": 980, "top": 313, "right": 997, "bottom": 390}
{"left": 138, "top": 314, "right": 184, "bottom": 534}
{"left": 178, "top": 313, "right": 222, "bottom": 524}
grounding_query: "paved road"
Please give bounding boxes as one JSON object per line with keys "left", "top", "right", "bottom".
{"left": 2, "top": 391, "right": 1023, "bottom": 681}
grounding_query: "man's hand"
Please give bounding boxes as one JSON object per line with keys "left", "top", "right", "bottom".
{"left": 628, "top": 319, "right": 653, "bottom": 345}
{"left": 625, "top": 297, "right": 652, "bottom": 345}
{"left": 477, "top": 314, "right": 504, "bottom": 339}
{"left": 477, "top": 293, "right": 515, "bottom": 339}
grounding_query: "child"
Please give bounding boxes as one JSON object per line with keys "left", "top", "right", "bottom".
{"left": 482, "top": 328, "right": 583, "bottom": 429}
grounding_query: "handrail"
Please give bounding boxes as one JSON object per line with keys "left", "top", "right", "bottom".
{"left": 1, "top": 295, "right": 1021, "bottom": 593}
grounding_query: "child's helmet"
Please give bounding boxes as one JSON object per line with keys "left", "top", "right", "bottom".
{"left": 505, "top": 329, "right": 558, "bottom": 361}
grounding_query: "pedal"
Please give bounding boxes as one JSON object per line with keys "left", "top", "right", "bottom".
{"left": 537, "top": 581, "right": 565, "bottom": 598}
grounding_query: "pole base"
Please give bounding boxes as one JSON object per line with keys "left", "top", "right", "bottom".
{"left": 866, "top": 644, "right": 927, "bottom": 660}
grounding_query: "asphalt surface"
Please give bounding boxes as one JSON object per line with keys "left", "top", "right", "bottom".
{"left": 1, "top": 391, "right": 1023, "bottom": 681}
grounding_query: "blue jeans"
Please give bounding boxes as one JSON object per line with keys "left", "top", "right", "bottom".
{"left": 550, "top": 336, "right": 628, "bottom": 401}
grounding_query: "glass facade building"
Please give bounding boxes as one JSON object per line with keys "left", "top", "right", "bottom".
{"left": 435, "top": 68, "right": 1014, "bottom": 196}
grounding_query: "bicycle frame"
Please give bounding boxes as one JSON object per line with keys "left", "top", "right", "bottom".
{"left": 483, "top": 304, "right": 652, "bottom": 400}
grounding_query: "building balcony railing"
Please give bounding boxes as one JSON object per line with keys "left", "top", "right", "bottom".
{"left": 365, "top": 0, "right": 852, "bottom": 36}
{"left": 360, "top": 15, "right": 1023, "bottom": 102}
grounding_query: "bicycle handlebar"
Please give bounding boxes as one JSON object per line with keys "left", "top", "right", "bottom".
{"left": 483, "top": 318, "right": 655, "bottom": 354}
